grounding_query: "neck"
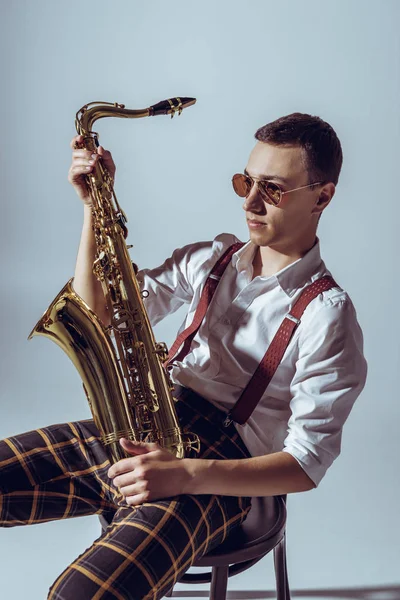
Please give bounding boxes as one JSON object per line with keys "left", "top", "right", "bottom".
{"left": 252, "top": 237, "right": 318, "bottom": 279}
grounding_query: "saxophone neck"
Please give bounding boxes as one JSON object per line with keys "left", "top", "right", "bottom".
{"left": 75, "top": 97, "right": 196, "bottom": 138}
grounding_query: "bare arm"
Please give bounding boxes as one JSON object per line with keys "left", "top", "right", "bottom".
{"left": 73, "top": 205, "right": 110, "bottom": 325}
{"left": 68, "top": 134, "right": 116, "bottom": 326}
{"left": 182, "top": 451, "right": 316, "bottom": 496}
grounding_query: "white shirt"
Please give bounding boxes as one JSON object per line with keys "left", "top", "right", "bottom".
{"left": 138, "top": 233, "right": 368, "bottom": 487}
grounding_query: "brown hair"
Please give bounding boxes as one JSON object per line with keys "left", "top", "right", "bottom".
{"left": 255, "top": 112, "right": 343, "bottom": 186}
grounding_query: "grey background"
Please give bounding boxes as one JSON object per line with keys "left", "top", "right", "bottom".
{"left": 0, "top": 0, "right": 399, "bottom": 598}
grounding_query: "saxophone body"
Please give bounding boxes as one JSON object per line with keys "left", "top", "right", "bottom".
{"left": 29, "top": 98, "right": 200, "bottom": 463}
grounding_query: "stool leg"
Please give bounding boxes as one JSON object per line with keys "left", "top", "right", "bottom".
{"left": 273, "top": 534, "right": 291, "bottom": 600}
{"left": 210, "top": 565, "right": 229, "bottom": 600}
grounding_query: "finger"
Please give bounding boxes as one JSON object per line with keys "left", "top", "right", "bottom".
{"left": 71, "top": 158, "right": 97, "bottom": 170}
{"left": 71, "top": 156, "right": 98, "bottom": 170}
{"left": 72, "top": 149, "right": 99, "bottom": 159}
{"left": 119, "top": 483, "right": 140, "bottom": 498}
{"left": 113, "top": 471, "right": 137, "bottom": 488}
{"left": 126, "top": 492, "right": 150, "bottom": 507}
{"left": 108, "top": 457, "right": 135, "bottom": 479}
{"left": 97, "top": 145, "right": 110, "bottom": 156}
{"left": 119, "top": 442, "right": 151, "bottom": 456}
{"left": 120, "top": 439, "right": 158, "bottom": 454}
{"left": 97, "top": 146, "right": 114, "bottom": 166}
{"left": 70, "top": 134, "right": 84, "bottom": 149}
{"left": 68, "top": 164, "right": 94, "bottom": 179}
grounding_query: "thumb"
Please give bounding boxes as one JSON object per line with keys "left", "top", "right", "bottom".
{"left": 97, "top": 145, "right": 116, "bottom": 178}
{"left": 97, "top": 145, "right": 111, "bottom": 162}
{"left": 119, "top": 438, "right": 154, "bottom": 455}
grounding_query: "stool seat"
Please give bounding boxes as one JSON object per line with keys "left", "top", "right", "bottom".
{"left": 194, "top": 494, "right": 286, "bottom": 566}
{"left": 172, "top": 495, "right": 290, "bottom": 600}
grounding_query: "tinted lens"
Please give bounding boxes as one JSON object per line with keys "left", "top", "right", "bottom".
{"left": 262, "top": 181, "right": 281, "bottom": 206}
{"left": 232, "top": 173, "right": 252, "bottom": 197}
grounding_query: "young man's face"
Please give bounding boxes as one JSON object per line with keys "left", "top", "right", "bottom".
{"left": 242, "top": 141, "right": 328, "bottom": 250}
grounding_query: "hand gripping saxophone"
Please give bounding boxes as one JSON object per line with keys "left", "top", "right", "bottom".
{"left": 29, "top": 98, "right": 200, "bottom": 463}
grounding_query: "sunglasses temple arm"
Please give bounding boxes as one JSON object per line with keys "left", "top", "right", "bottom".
{"left": 283, "top": 182, "right": 323, "bottom": 195}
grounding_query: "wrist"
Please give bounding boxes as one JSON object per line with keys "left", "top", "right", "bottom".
{"left": 83, "top": 204, "right": 95, "bottom": 228}
{"left": 83, "top": 203, "right": 93, "bottom": 217}
{"left": 181, "top": 458, "right": 214, "bottom": 495}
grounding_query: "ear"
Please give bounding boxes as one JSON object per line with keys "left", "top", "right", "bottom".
{"left": 311, "top": 182, "right": 336, "bottom": 215}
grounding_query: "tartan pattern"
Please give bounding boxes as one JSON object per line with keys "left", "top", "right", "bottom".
{"left": 0, "top": 386, "right": 252, "bottom": 599}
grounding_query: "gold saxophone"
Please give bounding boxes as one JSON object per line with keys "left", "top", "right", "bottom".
{"left": 28, "top": 98, "right": 200, "bottom": 464}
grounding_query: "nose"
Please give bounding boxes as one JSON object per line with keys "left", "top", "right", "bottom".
{"left": 242, "top": 181, "right": 265, "bottom": 214}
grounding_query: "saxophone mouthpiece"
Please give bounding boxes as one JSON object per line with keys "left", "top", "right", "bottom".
{"left": 149, "top": 97, "right": 196, "bottom": 118}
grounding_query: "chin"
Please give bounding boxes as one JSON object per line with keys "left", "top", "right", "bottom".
{"left": 248, "top": 228, "right": 274, "bottom": 247}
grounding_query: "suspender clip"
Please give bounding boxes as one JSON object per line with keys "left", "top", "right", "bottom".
{"left": 286, "top": 313, "right": 301, "bottom": 325}
{"left": 223, "top": 412, "right": 233, "bottom": 427}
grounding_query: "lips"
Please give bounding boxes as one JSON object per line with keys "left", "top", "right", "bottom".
{"left": 247, "top": 219, "right": 267, "bottom": 227}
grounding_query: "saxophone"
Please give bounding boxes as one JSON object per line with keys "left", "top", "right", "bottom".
{"left": 28, "top": 97, "right": 200, "bottom": 464}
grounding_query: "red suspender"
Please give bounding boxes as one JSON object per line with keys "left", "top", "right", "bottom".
{"left": 163, "top": 242, "right": 244, "bottom": 368}
{"left": 224, "top": 274, "right": 337, "bottom": 426}
{"left": 164, "top": 243, "right": 338, "bottom": 426}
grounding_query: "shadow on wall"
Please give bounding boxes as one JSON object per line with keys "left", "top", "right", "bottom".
{"left": 167, "top": 584, "right": 400, "bottom": 599}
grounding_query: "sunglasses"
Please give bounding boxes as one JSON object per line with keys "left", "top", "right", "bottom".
{"left": 232, "top": 172, "right": 324, "bottom": 207}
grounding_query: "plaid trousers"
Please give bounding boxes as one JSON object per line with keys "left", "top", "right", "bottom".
{"left": 0, "top": 385, "right": 252, "bottom": 600}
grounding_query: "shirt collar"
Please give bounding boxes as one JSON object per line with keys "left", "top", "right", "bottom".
{"left": 232, "top": 237, "right": 324, "bottom": 297}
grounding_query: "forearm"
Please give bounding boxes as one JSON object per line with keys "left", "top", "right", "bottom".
{"left": 183, "top": 451, "right": 316, "bottom": 497}
{"left": 73, "top": 205, "right": 110, "bottom": 325}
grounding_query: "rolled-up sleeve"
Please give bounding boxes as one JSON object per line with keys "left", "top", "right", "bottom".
{"left": 136, "top": 253, "right": 192, "bottom": 327}
{"left": 282, "top": 297, "right": 368, "bottom": 487}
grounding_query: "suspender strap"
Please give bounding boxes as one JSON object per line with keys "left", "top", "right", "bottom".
{"left": 163, "top": 242, "right": 244, "bottom": 368}
{"left": 225, "top": 275, "right": 338, "bottom": 426}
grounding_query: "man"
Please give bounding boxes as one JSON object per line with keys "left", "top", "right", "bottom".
{"left": 0, "top": 112, "right": 367, "bottom": 599}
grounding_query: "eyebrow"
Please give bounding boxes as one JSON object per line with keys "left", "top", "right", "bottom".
{"left": 244, "top": 168, "right": 290, "bottom": 185}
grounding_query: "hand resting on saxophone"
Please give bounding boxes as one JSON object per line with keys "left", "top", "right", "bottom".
{"left": 68, "top": 133, "right": 116, "bottom": 206}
